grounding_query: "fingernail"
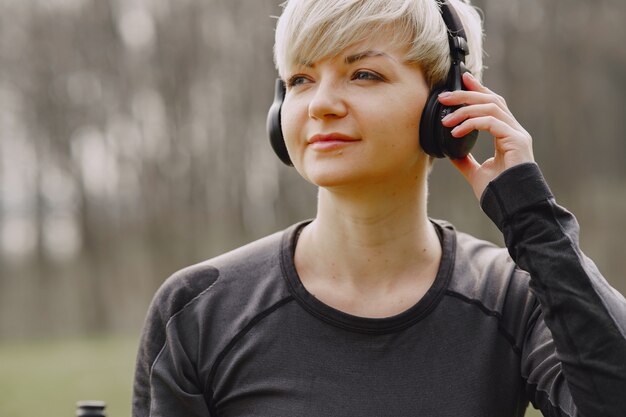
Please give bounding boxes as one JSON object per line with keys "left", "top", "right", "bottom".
{"left": 451, "top": 126, "right": 460, "bottom": 136}
{"left": 441, "top": 113, "right": 453, "bottom": 123}
{"left": 438, "top": 91, "right": 452, "bottom": 98}
{"left": 465, "top": 72, "right": 475, "bottom": 80}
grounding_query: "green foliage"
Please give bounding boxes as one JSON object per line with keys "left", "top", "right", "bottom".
{"left": 0, "top": 335, "right": 138, "bottom": 417}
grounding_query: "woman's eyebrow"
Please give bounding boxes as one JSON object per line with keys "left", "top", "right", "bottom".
{"left": 293, "top": 50, "right": 396, "bottom": 69}
{"left": 345, "top": 50, "right": 396, "bottom": 64}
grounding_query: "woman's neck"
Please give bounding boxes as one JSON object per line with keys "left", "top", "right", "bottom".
{"left": 295, "top": 171, "right": 441, "bottom": 295}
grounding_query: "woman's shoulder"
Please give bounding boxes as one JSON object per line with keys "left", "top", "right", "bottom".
{"left": 440, "top": 221, "right": 536, "bottom": 324}
{"left": 433, "top": 219, "right": 518, "bottom": 284}
{"left": 148, "top": 221, "right": 305, "bottom": 325}
{"left": 454, "top": 227, "right": 518, "bottom": 281}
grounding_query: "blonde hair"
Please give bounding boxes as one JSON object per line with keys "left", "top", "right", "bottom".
{"left": 274, "top": 0, "right": 484, "bottom": 89}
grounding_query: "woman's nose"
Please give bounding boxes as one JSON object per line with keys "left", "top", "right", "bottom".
{"left": 307, "top": 80, "right": 348, "bottom": 120}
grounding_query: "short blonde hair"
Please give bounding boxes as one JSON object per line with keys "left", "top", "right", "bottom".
{"left": 274, "top": 0, "right": 484, "bottom": 89}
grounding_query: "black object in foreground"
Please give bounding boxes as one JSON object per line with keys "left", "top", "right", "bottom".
{"left": 76, "top": 401, "right": 106, "bottom": 417}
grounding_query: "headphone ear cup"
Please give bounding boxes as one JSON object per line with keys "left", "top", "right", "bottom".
{"left": 439, "top": 105, "right": 479, "bottom": 159}
{"left": 419, "top": 89, "right": 446, "bottom": 158}
{"left": 267, "top": 79, "right": 293, "bottom": 166}
{"left": 419, "top": 89, "right": 479, "bottom": 160}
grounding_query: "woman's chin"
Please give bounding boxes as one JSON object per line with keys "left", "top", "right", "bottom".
{"left": 305, "top": 171, "right": 364, "bottom": 189}
{"left": 294, "top": 152, "right": 427, "bottom": 191}
{"left": 303, "top": 166, "right": 393, "bottom": 191}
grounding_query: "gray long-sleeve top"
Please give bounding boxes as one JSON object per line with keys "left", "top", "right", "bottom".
{"left": 133, "top": 163, "right": 626, "bottom": 417}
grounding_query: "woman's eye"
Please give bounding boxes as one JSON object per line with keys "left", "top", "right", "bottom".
{"left": 287, "top": 75, "right": 310, "bottom": 88}
{"left": 352, "top": 71, "right": 383, "bottom": 81}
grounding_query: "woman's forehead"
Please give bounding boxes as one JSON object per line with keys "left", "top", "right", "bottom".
{"left": 341, "top": 32, "right": 409, "bottom": 58}
{"left": 289, "top": 30, "right": 410, "bottom": 70}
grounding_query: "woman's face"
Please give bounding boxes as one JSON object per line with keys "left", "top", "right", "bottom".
{"left": 281, "top": 33, "right": 431, "bottom": 190}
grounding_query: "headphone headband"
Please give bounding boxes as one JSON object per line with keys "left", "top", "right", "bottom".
{"left": 439, "top": 1, "right": 469, "bottom": 91}
{"left": 439, "top": 0, "right": 468, "bottom": 45}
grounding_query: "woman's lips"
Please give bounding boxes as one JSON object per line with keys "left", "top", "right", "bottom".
{"left": 307, "top": 133, "right": 360, "bottom": 151}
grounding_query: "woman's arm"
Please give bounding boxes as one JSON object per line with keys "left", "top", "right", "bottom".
{"left": 440, "top": 76, "right": 626, "bottom": 416}
{"left": 482, "top": 162, "right": 626, "bottom": 416}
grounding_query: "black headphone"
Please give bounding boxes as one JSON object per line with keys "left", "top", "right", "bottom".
{"left": 267, "top": 0, "right": 477, "bottom": 166}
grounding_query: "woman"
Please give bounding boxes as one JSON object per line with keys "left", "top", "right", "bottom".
{"left": 133, "top": 1, "right": 626, "bottom": 416}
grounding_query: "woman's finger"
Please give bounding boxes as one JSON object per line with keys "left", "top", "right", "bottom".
{"left": 438, "top": 90, "right": 511, "bottom": 114}
{"left": 441, "top": 102, "right": 518, "bottom": 130}
{"left": 461, "top": 71, "right": 492, "bottom": 94}
{"left": 450, "top": 115, "right": 513, "bottom": 139}
{"left": 438, "top": 73, "right": 510, "bottom": 113}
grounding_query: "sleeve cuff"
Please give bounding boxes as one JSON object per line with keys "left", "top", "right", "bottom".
{"left": 480, "top": 162, "right": 554, "bottom": 230}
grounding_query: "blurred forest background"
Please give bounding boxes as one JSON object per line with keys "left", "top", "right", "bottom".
{"left": 0, "top": 0, "right": 625, "bottom": 415}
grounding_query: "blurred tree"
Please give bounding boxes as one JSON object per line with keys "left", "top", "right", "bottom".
{"left": 0, "top": 0, "right": 624, "bottom": 339}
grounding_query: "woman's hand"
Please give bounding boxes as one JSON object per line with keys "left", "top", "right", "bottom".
{"left": 438, "top": 72, "right": 534, "bottom": 200}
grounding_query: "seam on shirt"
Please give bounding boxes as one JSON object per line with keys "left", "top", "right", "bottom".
{"left": 205, "top": 295, "right": 296, "bottom": 415}
{"left": 147, "top": 270, "right": 222, "bottom": 416}
{"left": 444, "top": 289, "right": 522, "bottom": 356}
{"left": 150, "top": 272, "right": 223, "bottom": 376}
{"left": 147, "top": 341, "right": 168, "bottom": 417}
